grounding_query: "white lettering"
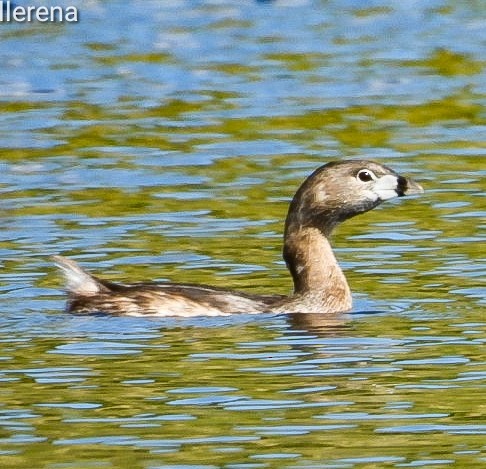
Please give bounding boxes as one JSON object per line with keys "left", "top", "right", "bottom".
{"left": 65, "top": 6, "right": 78, "bottom": 22}
{"left": 0, "top": 1, "right": 79, "bottom": 22}
{"left": 12, "top": 5, "right": 26, "bottom": 22}
{"left": 50, "top": 6, "right": 62, "bottom": 21}
{"left": 36, "top": 6, "right": 49, "bottom": 22}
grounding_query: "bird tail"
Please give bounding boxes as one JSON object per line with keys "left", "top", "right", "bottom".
{"left": 52, "top": 255, "right": 105, "bottom": 295}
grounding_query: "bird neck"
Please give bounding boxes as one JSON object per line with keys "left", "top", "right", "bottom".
{"left": 283, "top": 225, "right": 352, "bottom": 312}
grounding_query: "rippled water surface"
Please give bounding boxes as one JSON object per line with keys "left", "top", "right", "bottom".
{"left": 0, "top": 0, "right": 485, "bottom": 467}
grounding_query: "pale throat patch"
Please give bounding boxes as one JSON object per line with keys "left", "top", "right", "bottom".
{"left": 373, "top": 174, "right": 399, "bottom": 200}
{"left": 314, "top": 187, "right": 329, "bottom": 202}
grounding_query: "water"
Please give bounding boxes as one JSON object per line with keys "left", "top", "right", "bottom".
{"left": 0, "top": 0, "right": 485, "bottom": 467}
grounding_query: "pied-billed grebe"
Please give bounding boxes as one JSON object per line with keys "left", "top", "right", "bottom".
{"left": 53, "top": 160, "right": 423, "bottom": 316}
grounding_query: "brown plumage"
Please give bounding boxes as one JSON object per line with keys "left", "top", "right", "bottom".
{"left": 53, "top": 160, "right": 423, "bottom": 316}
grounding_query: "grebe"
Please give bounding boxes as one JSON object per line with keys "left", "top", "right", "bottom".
{"left": 53, "top": 160, "right": 423, "bottom": 316}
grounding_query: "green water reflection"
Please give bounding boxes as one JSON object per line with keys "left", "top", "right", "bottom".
{"left": 0, "top": 316, "right": 485, "bottom": 468}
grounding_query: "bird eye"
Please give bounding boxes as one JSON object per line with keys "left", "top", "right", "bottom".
{"left": 357, "top": 169, "right": 376, "bottom": 182}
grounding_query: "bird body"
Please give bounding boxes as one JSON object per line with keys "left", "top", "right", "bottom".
{"left": 53, "top": 160, "right": 423, "bottom": 316}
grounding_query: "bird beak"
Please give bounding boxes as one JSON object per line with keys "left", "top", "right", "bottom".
{"left": 373, "top": 174, "right": 424, "bottom": 201}
{"left": 397, "top": 176, "right": 424, "bottom": 197}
